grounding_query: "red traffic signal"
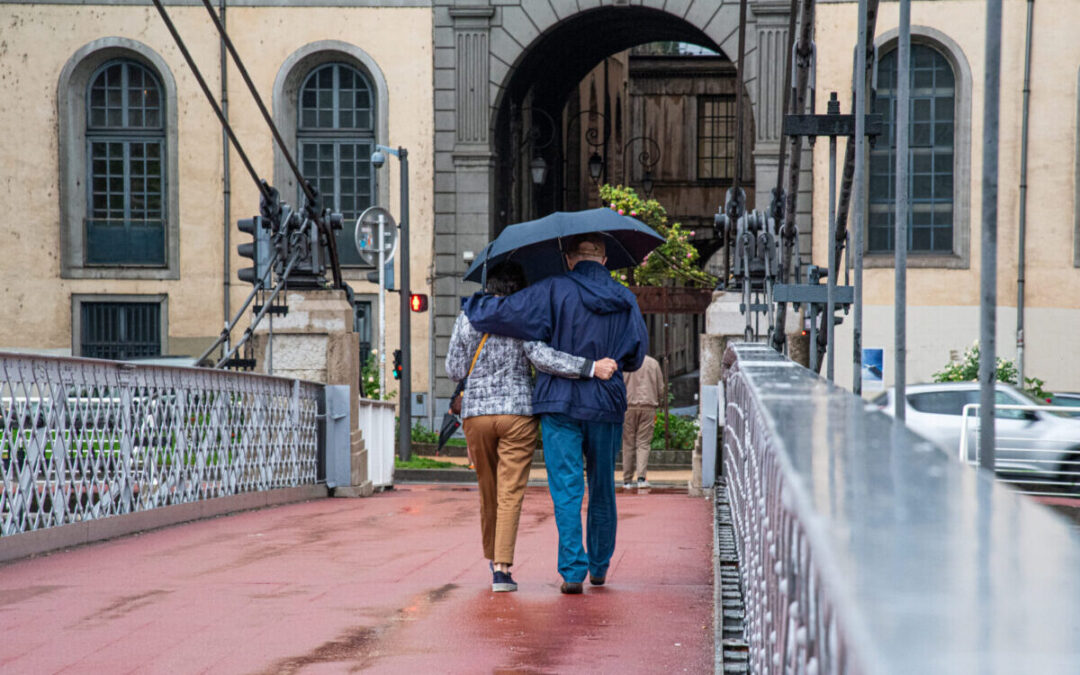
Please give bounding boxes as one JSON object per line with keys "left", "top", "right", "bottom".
{"left": 409, "top": 293, "right": 428, "bottom": 312}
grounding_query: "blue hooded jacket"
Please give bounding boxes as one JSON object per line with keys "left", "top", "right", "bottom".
{"left": 463, "top": 260, "right": 649, "bottom": 423}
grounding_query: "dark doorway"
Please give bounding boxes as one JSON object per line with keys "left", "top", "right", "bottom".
{"left": 491, "top": 7, "right": 742, "bottom": 236}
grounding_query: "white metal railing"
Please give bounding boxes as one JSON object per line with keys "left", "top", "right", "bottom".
{"left": 959, "top": 403, "right": 1080, "bottom": 495}
{"left": 0, "top": 353, "right": 321, "bottom": 536}
{"left": 357, "top": 398, "right": 395, "bottom": 488}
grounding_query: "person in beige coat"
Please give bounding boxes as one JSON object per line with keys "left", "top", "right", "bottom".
{"left": 621, "top": 354, "right": 665, "bottom": 489}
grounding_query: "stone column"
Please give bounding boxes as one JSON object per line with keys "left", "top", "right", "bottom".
{"left": 432, "top": 4, "right": 498, "bottom": 411}
{"left": 751, "top": 1, "right": 814, "bottom": 258}
{"left": 252, "top": 289, "right": 372, "bottom": 497}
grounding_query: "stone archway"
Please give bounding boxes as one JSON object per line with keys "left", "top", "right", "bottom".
{"left": 431, "top": 1, "right": 799, "bottom": 403}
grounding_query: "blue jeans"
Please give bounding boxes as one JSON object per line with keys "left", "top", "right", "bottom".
{"left": 541, "top": 413, "right": 621, "bottom": 583}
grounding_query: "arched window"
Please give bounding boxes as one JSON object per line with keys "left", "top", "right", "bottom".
{"left": 85, "top": 60, "right": 166, "bottom": 265}
{"left": 59, "top": 39, "right": 179, "bottom": 279}
{"left": 297, "top": 63, "right": 374, "bottom": 265}
{"left": 869, "top": 44, "right": 955, "bottom": 253}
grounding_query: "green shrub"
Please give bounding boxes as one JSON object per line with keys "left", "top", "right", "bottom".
{"left": 651, "top": 412, "right": 698, "bottom": 450}
{"left": 933, "top": 341, "right": 1047, "bottom": 399}
{"left": 411, "top": 423, "right": 439, "bottom": 444}
{"left": 409, "top": 423, "right": 467, "bottom": 447}
{"left": 394, "top": 456, "right": 461, "bottom": 469}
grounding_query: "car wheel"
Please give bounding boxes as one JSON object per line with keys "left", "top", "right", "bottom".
{"left": 1055, "top": 447, "right": 1080, "bottom": 496}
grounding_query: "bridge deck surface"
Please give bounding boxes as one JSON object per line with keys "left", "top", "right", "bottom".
{"left": 0, "top": 485, "right": 713, "bottom": 674}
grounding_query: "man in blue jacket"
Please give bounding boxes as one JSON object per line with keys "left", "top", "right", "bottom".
{"left": 464, "top": 233, "right": 649, "bottom": 594}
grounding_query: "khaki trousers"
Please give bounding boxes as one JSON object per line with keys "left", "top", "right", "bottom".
{"left": 621, "top": 406, "right": 656, "bottom": 483}
{"left": 462, "top": 414, "right": 538, "bottom": 565}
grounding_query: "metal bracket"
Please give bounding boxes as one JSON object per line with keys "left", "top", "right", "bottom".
{"left": 783, "top": 113, "right": 883, "bottom": 138}
{"left": 773, "top": 283, "right": 854, "bottom": 306}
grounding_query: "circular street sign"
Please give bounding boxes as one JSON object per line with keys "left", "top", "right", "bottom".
{"left": 354, "top": 206, "right": 399, "bottom": 266}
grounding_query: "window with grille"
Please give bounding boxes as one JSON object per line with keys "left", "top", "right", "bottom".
{"left": 697, "top": 96, "right": 736, "bottom": 180}
{"left": 80, "top": 302, "right": 162, "bottom": 360}
{"left": 869, "top": 44, "right": 955, "bottom": 253}
{"left": 86, "top": 60, "right": 166, "bottom": 265}
{"left": 298, "top": 63, "right": 375, "bottom": 265}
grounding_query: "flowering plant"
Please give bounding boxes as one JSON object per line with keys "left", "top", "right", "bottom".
{"left": 600, "top": 184, "right": 716, "bottom": 288}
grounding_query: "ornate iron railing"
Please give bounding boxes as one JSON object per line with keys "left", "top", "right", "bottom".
{"left": 0, "top": 353, "right": 320, "bottom": 536}
{"left": 721, "top": 342, "right": 1080, "bottom": 674}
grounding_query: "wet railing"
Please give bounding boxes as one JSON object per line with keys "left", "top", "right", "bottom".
{"left": 0, "top": 353, "right": 321, "bottom": 536}
{"left": 721, "top": 343, "right": 1080, "bottom": 674}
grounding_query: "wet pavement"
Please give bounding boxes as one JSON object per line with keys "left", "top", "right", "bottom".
{"left": 0, "top": 485, "right": 714, "bottom": 674}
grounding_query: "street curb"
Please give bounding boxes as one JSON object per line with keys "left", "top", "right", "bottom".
{"left": 395, "top": 468, "right": 477, "bottom": 483}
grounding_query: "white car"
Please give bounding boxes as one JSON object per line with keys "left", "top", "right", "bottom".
{"left": 872, "top": 382, "right": 1080, "bottom": 493}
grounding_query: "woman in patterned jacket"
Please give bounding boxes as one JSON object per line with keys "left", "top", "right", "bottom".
{"left": 446, "top": 261, "right": 616, "bottom": 593}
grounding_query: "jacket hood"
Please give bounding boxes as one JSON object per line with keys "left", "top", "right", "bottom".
{"left": 566, "top": 261, "right": 636, "bottom": 315}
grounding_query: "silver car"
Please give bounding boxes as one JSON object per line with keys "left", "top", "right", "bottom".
{"left": 872, "top": 382, "right": 1080, "bottom": 494}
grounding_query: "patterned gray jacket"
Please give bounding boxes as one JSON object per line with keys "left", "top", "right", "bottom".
{"left": 445, "top": 312, "right": 593, "bottom": 419}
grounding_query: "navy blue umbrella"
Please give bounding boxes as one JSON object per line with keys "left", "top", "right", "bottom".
{"left": 463, "top": 208, "right": 665, "bottom": 284}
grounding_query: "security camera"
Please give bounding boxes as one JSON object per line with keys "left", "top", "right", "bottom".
{"left": 370, "top": 150, "right": 386, "bottom": 168}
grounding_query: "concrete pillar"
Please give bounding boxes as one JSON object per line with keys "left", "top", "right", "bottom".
{"left": 691, "top": 291, "right": 802, "bottom": 494}
{"left": 252, "top": 289, "right": 373, "bottom": 496}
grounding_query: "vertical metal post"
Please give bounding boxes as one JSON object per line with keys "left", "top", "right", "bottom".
{"left": 894, "top": 0, "right": 910, "bottom": 420}
{"left": 827, "top": 93, "right": 839, "bottom": 382}
{"left": 219, "top": 0, "right": 231, "bottom": 355}
{"left": 378, "top": 214, "right": 386, "bottom": 399}
{"left": 980, "top": 0, "right": 1003, "bottom": 472}
{"left": 118, "top": 365, "right": 134, "bottom": 514}
{"left": 852, "top": 0, "right": 868, "bottom": 395}
{"left": 663, "top": 303, "right": 671, "bottom": 451}
{"left": 1016, "top": 0, "right": 1035, "bottom": 387}
{"left": 268, "top": 301, "right": 273, "bottom": 375}
{"left": 428, "top": 267, "right": 436, "bottom": 431}
{"left": 399, "top": 148, "right": 412, "bottom": 461}
{"left": 809, "top": 301, "right": 818, "bottom": 372}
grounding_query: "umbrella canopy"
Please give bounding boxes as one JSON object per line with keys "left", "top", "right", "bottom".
{"left": 463, "top": 208, "right": 664, "bottom": 284}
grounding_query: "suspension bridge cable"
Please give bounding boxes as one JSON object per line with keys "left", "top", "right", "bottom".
{"left": 197, "top": 0, "right": 343, "bottom": 289}
{"left": 198, "top": 0, "right": 314, "bottom": 204}
{"left": 732, "top": 0, "right": 749, "bottom": 196}
{"left": 149, "top": 0, "right": 271, "bottom": 202}
{"left": 772, "top": 0, "right": 800, "bottom": 204}
{"left": 833, "top": 0, "right": 881, "bottom": 259}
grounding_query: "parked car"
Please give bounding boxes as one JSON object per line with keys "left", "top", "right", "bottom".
{"left": 1048, "top": 392, "right": 1080, "bottom": 417}
{"left": 872, "top": 382, "right": 1080, "bottom": 493}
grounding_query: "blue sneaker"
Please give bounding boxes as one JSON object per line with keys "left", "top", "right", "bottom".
{"left": 492, "top": 570, "right": 518, "bottom": 592}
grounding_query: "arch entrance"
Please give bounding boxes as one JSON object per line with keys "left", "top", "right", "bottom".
{"left": 432, "top": 1, "right": 801, "bottom": 402}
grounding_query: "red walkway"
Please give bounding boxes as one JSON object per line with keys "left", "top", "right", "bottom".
{"left": 0, "top": 485, "right": 714, "bottom": 674}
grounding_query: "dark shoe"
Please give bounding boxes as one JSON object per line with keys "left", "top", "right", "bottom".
{"left": 560, "top": 581, "right": 583, "bottom": 594}
{"left": 492, "top": 571, "right": 518, "bottom": 592}
{"left": 589, "top": 575, "right": 606, "bottom": 586}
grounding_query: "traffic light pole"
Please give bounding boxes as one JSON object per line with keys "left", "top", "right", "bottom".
{"left": 398, "top": 148, "right": 412, "bottom": 462}
{"left": 373, "top": 144, "right": 411, "bottom": 461}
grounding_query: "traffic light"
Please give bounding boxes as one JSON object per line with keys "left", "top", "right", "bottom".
{"left": 409, "top": 293, "right": 428, "bottom": 312}
{"left": 237, "top": 216, "right": 271, "bottom": 286}
{"left": 392, "top": 349, "right": 403, "bottom": 380}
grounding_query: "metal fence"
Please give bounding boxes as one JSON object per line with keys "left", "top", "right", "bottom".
{"left": 0, "top": 353, "right": 321, "bottom": 536}
{"left": 721, "top": 342, "right": 1080, "bottom": 674}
